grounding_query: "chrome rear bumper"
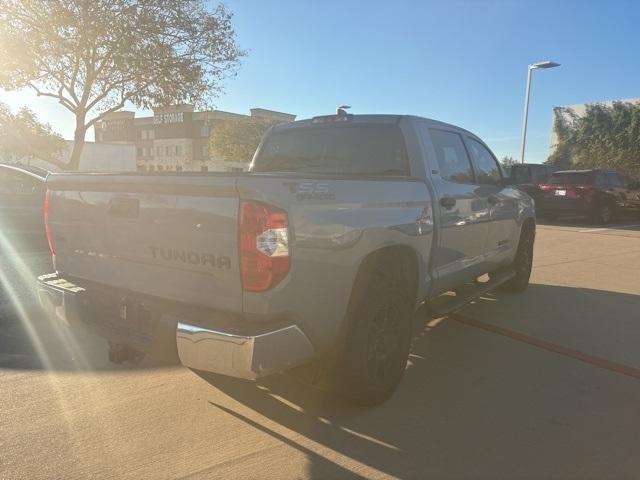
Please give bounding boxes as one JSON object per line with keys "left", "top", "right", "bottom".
{"left": 176, "top": 322, "right": 315, "bottom": 379}
{"left": 37, "top": 273, "right": 315, "bottom": 380}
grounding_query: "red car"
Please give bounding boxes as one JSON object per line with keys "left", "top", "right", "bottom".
{"left": 536, "top": 169, "right": 640, "bottom": 224}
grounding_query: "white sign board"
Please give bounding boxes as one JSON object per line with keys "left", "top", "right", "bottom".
{"left": 154, "top": 112, "right": 184, "bottom": 124}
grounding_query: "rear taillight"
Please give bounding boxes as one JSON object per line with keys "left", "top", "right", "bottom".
{"left": 239, "top": 200, "right": 290, "bottom": 292}
{"left": 44, "top": 190, "right": 56, "bottom": 256}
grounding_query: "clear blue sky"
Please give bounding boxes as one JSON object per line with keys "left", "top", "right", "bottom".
{"left": 2, "top": 0, "right": 639, "bottom": 163}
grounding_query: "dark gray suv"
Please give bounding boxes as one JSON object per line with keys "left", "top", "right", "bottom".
{"left": 510, "top": 163, "right": 559, "bottom": 201}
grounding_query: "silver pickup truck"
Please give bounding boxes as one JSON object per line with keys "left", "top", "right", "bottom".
{"left": 37, "top": 113, "right": 535, "bottom": 405}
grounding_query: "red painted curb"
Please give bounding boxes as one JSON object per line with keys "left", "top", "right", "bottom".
{"left": 453, "top": 314, "right": 640, "bottom": 380}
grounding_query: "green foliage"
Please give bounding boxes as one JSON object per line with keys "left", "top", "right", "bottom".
{"left": 0, "top": 101, "right": 64, "bottom": 162}
{"left": 209, "top": 117, "right": 281, "bottom": 163}
{"left": 547, "top": 102, "right": 640, "bottom": 176}
{"left": 0, "top": 0, "right": 244, "bottom": 169}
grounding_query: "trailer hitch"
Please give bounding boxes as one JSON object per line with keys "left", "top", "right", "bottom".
{"left": 107, "top": 342, "right": 146, "bottom": 365}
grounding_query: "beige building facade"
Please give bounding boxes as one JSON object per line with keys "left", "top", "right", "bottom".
{"left": 94, "top": 105, "right": 296, "bottom": 172}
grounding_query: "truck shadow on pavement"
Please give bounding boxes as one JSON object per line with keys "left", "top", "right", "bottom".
{"left": 197, "top": 284, "right": 640, "bottom": 479}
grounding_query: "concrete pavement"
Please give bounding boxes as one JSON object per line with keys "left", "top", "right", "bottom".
{"left": 1, "top": 220, "right": 639, "bottom": 479}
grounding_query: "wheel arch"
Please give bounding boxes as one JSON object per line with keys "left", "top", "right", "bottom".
{"left": 346, "top": 245, "right": 420, "bottom": 321}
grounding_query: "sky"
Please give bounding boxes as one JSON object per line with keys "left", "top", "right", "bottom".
{"left": 2, "top": 0, "right": 640, "bottom": 163}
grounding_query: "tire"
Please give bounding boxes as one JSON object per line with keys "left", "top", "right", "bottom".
{"left": 337, "top": 267, "right": 413, "bottom": 406}
{"left": 590, "top": 202, "right": 613, "bottom": 224}
{"left": 500, "top": 222, "right": 535, "bottom": 293}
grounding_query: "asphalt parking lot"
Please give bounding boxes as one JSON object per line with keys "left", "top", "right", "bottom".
{"left": 1, "top": 219, "right": 639, "bottom": 479}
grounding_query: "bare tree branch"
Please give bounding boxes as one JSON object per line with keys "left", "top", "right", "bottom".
{"left": 27, "top": 83, "right": 76, "bottom": 113}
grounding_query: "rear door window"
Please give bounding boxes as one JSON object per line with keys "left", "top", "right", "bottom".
{"left": 429, "top": 129, "right": 475, "bottom": 183}
{"left": 465, "top": 137, "right": 502, "bottom": 185}
{"left": 253, "top": 124, "right": 409, "bottom": 176}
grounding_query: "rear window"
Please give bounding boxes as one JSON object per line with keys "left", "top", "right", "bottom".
{"left": 548, "top": 172, "right": 592, "bottom": 185}
{"left": 252, "top": 124, "right": 409, "bottom": 175}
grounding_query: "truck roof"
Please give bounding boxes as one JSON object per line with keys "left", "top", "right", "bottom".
{"left": 273, "top": 113, "right": 478, "bottom": 137}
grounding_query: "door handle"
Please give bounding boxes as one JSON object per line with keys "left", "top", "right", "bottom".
{"left": 488, "top": 195, "right": 500, "bottom": 205}
{"left": 440, "top": 197, "right": 456, "bottom": 209}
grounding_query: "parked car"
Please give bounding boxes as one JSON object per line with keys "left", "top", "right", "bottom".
{"left": 509, "top": 163, "right": 559, "bottom": 200}
{"left": 537, "top": 169, "right": 640, "bottom": 223}
{"left": 0, "top": 163, "right": 49, "bottom": 254}
{"left": 37, "top": 113, "right": 536, "bottom": 406}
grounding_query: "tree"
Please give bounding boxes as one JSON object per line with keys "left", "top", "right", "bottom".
{"left": 546, "top": 106, "right": 578, "bottom": 169}
{"left": 0, "top": 101, "right": 65, "bottom": 163}
{"left": 547, "top": 102, "right": 640, "bottom": 176}
{"left": 209, "top": 117, "right": 281, "bottom": 163}
{"left": 0, "top": 0, "right": 244, "bottom": 170}
{"left": 500, "top": 155, "right": 518, "bottom": 167}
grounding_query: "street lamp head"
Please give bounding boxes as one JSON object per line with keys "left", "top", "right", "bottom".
{"left": 530, "top": 61, "right": 561, "bottom": 70}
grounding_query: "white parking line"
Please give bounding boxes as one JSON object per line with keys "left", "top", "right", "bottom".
{"left": 579, "top": 224, "right": 640, "bottom": 233}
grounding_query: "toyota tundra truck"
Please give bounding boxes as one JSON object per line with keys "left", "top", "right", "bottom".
{"left": 37, "top": 113, "right": 536, "bottom": 405}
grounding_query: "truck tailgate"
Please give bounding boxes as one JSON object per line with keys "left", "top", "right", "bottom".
{"left": 46, "top": 174, "right": 243, "bottom": 312}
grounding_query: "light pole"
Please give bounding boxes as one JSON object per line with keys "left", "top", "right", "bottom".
{"left": 519, "top": 60, "right": 560, "bottom": 164}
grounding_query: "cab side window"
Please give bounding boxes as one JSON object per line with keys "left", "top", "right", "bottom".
{"left": 466, "top": 137, "right": 502, "bottom": 185}
{"left": 429, "top": 129, "right": 475, "bottom": 184}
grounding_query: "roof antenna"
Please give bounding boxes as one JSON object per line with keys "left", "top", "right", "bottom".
{"left": 336, "top": 105, "right": 351, "bottom": 116}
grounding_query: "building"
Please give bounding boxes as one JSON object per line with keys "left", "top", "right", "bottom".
{"left": 549, "top": 97, "right": 640, "bottom": 156}
{"left": 94, "top": 105, "right": 295, "bottom": 172}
